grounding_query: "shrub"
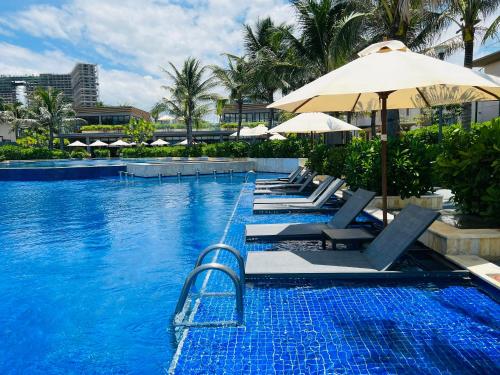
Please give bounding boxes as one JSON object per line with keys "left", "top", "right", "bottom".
{"left": 80, "top": 125, "right": 124, "bottom": 132}
{"left": 307, "top": 144, "right": 346, "bottom": 177}
{"left": 51, "top": 149, "right": 70, "bottom": 159}
{"left": 94, "top": 148, "right": 111, "bottom": 158}
{"left": 436, "top": 119, "right": 500, "bottom": 219}
{"left": 70, "top": 150, "right": 91, "bottom": 159}
{"left": 248, "top": 138, "right": 310, "bottom": 158}
{"left": 343, "top": 136, "right": 435, "bottom": 198}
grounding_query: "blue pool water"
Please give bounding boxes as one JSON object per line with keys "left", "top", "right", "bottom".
{"left": 171, "top": 183, "right": 500, "bottom": 374}
{"left": 0, "top": 175, "right": 244, "bottom": 373}
{"left": 1, "top": 174, "right": 499, "bottom": 374}
{"left": 0, "top": 159, "right": 126, "bottom": 168}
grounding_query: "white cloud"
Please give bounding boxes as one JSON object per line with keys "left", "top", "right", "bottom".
{"left": 3, "top": 0, "right": 292, "bottom": 74}
{"left": 0, "top": 0, "right": 293, "bottom": 111}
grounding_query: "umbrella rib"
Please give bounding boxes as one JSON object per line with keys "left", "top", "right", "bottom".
{"left": 473, "top": 86, "right": 500, "bottom": 100}
{"left": 292, "top": 96, "right": 318, "bottom": 113}
{"left": 415, "top": 88, "right": 431, "bottom": 107}
{"left": 350, "top": 93, "right": 361, "bottom": 112}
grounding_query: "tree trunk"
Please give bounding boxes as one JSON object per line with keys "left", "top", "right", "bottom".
{"left": 370, "top": 110, "right": 376, "bottom": 139}
{"left": 48, "top": 127, "right": 54, "bottom": 150}
{"left": 186, "top": 116, "right": 193, "bottom": 146}
{"left": 267, "top": 90, "right": 274, "bottom": 129}
{"left": 236, "top": 100, "right": 243, "bottom": 141}
{"left": 387, "top": 109, "right": 400, "bottom": 138}
{"left": 461, "top": 39, "right": 474, "bottom": 130}
{"left": 58, "top": 124, "right": 64, "bottom": 150}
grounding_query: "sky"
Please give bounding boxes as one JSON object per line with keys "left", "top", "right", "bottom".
{"left": 0, "top": 0, "right": 498, "bottom": 113}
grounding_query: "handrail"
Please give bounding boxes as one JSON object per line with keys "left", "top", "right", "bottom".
{"left": 195, "top": 244, "right": 245, "bottom": 285}
{"left": 174, "top": 263, "right": 244, "bottom": 326}
{"left": 244, "top": 170, "right": 256, "bottom": 182}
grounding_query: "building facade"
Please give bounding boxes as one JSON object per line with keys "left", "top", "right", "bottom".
{"left": 74, "top": 106, "right": 151, "bottom": 126}
{"left": 472, "top": 51, "right": 500, "bottom": 123}
{"left": 0, "top": 63, "right": 98, "bottom": 108}
{"left": 222, "top": 103, "right": 279, "bottom": 124}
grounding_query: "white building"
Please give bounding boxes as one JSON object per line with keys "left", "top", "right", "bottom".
{"left": 472, "top": 50, "right": 500, "bottom": 123}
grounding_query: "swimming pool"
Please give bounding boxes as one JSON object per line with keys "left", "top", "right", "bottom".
{"left": 0, "top": 175, "right": 244, "bottom": 373}
{"left": 1, "top": 175, "right": 499, "bottom": 374}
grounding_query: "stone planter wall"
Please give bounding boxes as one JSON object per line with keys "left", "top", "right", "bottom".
{"left": 342, "top": 190, "right": 443, "bottom": 210}
{"left": 250, "top": 158, "right": 307, "bottom": 173}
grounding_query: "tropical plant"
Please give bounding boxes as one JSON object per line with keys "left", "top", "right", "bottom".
{"left": 439, "top": 0, "right": 500, "bottom": 130}
{"left": 215, "top": 98, "right": 228, "bottom": 124}
{"left": 0, "top": 101, "right": 38, "bottom": 137}
{"left": 436, "top": 118, "right": 500, "bottom": 219}
{"left": 243, "top": 18, "right": 297, "bottom": 128}
{"left": 363, "top": 0, "right": 449, "bottom": 137}
{"left": 211, "top": 55, "right": 252, "bottom": 140}
{"left": 30, "top": 87, "right": 86, "bottom": 150}
{"left": 162, "top": 58, "right": 218, "bottom": 146}
{"left": 150, "top": 101, "right": 168, "bottom": 122}
{"left": 93, "top": 148, "right": 111, "bottom": 158}
{"left": 286, "top": 0, "right": 367, "bottom": 78}
{"left": 124, "top": 118, "right": 155, "bottom": 144}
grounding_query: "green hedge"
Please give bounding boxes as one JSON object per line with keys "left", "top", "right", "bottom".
{"left": 80, "top": 125, "right": 124, "bottom": 132}
{"left": 120, "top": 139, "right": 310, "bottom": 159}
{"left": 436, "top": 119, "right": 500, "bottom": 219}
{"left": 307, "top": 144, "right": 346, "bottom": 177}
{"left": 93, "top": 148, "right": 111, "bottom": 158}
{"left": 343, "top": 136, "right": 436, "bottom": 199}
{"left": 70, "top": 150, "right": 91, "bottom": 159}
{"left": 0, "top": 145, "right": 70, "bottom": 160}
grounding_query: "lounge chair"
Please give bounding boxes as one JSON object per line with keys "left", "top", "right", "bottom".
{"left": 256, "top": 168, "right": 312, "bottom": 188}
{"left": 254, "top": 172, "right": 318, "bottom": 195}
{"left": 247, "top": 188, "right": 375, "bottom": 241}
{"left": 245, "top": 205, "right": 441, "bottom": 277}
{"left": 253, "top": 178, "right": 344, "bottom": 213}
{"left": 255, "top": 166, "right": 303, "bottom": 184}
{"left": 253, "top": 176, "right": 335, "bottom": 205}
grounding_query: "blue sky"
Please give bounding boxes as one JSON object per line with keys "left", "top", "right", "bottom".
{"left": 0, "top": 0, "right": 498, "bottom": 111}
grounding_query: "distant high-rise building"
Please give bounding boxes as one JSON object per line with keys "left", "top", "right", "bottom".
{"left": 0, "top": 63, "right": 99, "bottom": 107}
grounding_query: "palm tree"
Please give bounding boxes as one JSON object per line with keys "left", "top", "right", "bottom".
{"left": 243, "top": 18, "right": 296, "bottom": 128}
{"left": 215, "top": 98, "right": 228, "bottom": 124}
{"left": 286, "top": 0, "right": 367, "bottom": 78}
{"left": 441, "top": 0, "right": 500, "bottom": 129}
{"left": 150, "top": 101, "right": 167, "bottom": 122}
{"left": 162, "top": 58, "right": 218, "bottom": 146}
{"left": 0, "top": 101, "right": 40, "bottom": 139}
{"left": 364, "top": 0, "right": 449, "bottom": 136}
{"left": 211, "top": 55, "right": 252, "bottom": 140}
{"left": 31, "top": 87, "right": 83, "bottom": 150}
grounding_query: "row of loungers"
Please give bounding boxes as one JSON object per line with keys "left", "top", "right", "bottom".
{"left": 244, "top": 169, "right": 465, "bottom": 278}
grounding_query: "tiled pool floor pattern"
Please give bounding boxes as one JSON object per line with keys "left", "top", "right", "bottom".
{"left": 171, "top": 182, "right": 500, "bottom": 374}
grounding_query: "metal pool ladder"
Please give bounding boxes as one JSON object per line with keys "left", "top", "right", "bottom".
{"left": 173, "top": 244, "right": 245, "bottom": 328}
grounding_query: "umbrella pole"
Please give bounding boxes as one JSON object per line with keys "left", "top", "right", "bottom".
{"left": 379, "top": 92, "right": 391, "bottom": 227}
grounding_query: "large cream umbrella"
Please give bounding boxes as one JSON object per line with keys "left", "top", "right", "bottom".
{"left": 269, "top": 40, "right": 500, "bottom": 225}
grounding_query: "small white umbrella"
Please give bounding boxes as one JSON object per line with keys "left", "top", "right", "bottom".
{"left": 109, "top": 139, "right": 131, "bottom": 147}
{"left": 269, "top": 133, "right": 287, "bottom": 140}
{"left": 175, "top": 139, "right": 198, "bottom": 145}
{"left": 251, "top": 125, "right": 269, "bottom": 136}
{"left": 140, "top": 141, "right": 150, "bottom": 146}
{"left": 150, "top": 139, "right": 170, "bottom": 146}
{"left": 230, "top": 126, "right": 253, "bottom": 138}
{"left": 129, "top": 142, "right": 137, "bottom": 146}
{"left": 89, "top": 140, "right": 108, "bottom": 147}
{"left": 68, "top": 140, "right": 88, "bottom": 147}
{"left": 271, "top": 113, "right": 361, "bottom": 133}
